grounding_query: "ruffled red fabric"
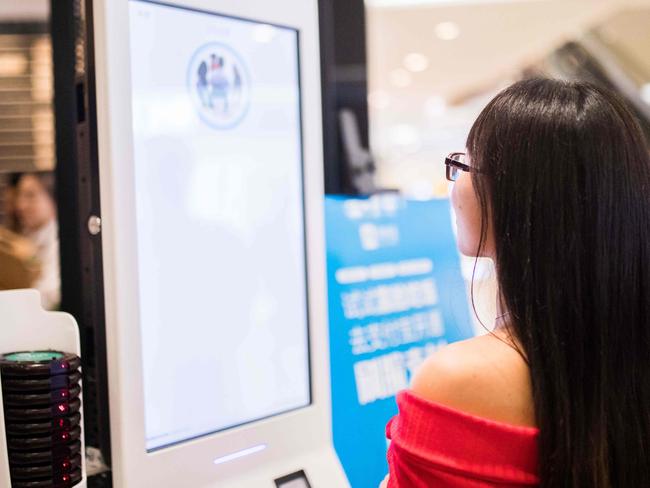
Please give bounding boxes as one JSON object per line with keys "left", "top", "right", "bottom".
{"left": 386, "top": 390, "right": 539, "bottom": 487}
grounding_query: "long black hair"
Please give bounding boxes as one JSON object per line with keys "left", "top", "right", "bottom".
{"left": 467, "top": 78, "right": 650, "bottom": 487}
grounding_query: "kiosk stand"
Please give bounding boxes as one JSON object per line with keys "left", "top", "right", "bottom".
{"left": 0, "top": 289, "right": 87, "bottom": 488}
{"left": 92, "top": 0, "right": 350, "bottom": 486}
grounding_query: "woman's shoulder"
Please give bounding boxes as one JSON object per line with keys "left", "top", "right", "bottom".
{"left": 410, "top": 330, "right": 536, "bottom": 428}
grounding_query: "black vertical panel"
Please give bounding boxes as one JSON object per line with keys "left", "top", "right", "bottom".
{"left": 318, "top": 0, "right": 341, "bottom": 194}
{"left": 51, "top": 1, "right": 113, "bottom": 485}
{"left": 51, "top": 5, "right": 82, "bottom": 343}
{"left": 319, "top": 0, "right": 369, "bottom": 194}
{"left": 332, "top": 0, "right": 367, "bottom": 66}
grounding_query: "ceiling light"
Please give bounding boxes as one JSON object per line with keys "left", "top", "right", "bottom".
{"left": 403, "top": 53, "right": 429, "bottom": 73}
{"left": 424, "top": 95, "right": 447, "bottom": 118}
{"left": 390, "top": 124, "right": 420, "bottom": 147}
{"left": 389, "top": 68, "right": 412, "bottom": 88}
{"left": 435, "top": 21, "right": 460, "bottom": 41}
{"left": 368, "top": 91, "right": 391, "bottom": 110}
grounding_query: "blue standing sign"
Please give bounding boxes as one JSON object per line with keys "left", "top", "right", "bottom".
{"left": 325, "top": 194, "right": 474, "bottom": 488}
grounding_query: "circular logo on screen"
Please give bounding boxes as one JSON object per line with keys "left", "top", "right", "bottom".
{"left": 187, "top": 43, "right": 251, "bottom": 129}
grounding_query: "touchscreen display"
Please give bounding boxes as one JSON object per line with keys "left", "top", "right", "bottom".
{"left": 128, "top": 0, "right": 310, "bottom": 451}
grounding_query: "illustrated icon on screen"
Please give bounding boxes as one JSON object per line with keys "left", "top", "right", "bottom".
{"left": 189, "top": 43, "right": 250, "bottom": 129}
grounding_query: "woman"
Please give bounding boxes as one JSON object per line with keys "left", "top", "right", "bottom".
{"left": 384, "top": 79, "right": 650, "bottom": 487}
{"left": 14, "top": 172, "right": 61, "bottom": 310}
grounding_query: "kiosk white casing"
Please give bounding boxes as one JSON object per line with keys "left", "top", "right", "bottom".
{"left": 92, "top": 0, "right": 349, "bottom": 486}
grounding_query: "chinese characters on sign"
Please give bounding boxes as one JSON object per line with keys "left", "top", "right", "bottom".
{"left": 339, "top": 264, "right": 448, "bottom": 405}
{"left": 325, "top": 194, "right": 474, "bottom": 488}
{"left": 353, "top": 342, "right": 447, "bottom": 406}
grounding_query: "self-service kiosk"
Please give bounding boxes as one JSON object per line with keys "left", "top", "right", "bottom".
{"left": 91, "top": 0, "right": 350, "bottom": 486}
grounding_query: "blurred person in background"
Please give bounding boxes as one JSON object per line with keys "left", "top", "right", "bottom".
{"left": 13, "top": 172, "right": 60, "bottom": 310}
{"left": 0, "top": 174, "right": 39, "bottom": 292}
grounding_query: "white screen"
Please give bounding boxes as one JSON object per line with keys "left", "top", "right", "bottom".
{"left": 128, "top": 0, "right": 311, "bottom": 451}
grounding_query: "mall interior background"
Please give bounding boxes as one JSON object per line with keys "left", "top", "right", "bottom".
{"left": 3, "top": 0, "right": 650, "bottom": 330}
{"left": 0, "top": 0, "right": 649, "bottom": 486}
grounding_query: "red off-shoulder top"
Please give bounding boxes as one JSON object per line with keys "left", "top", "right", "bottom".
{"left": 386, "top": 390, "right": 539, "bottom": 487}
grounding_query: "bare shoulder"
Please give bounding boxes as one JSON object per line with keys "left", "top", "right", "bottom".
{"left": 410, "top": 331, "right": 536, "bottom": 427}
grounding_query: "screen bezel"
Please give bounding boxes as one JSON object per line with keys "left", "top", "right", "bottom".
{"left": 128, "top": 0, "right": 314, "bottom": 453}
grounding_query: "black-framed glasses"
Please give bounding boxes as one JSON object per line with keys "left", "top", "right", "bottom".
{"left": 445, "top": 152, "right": 471, "bottom": 182}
